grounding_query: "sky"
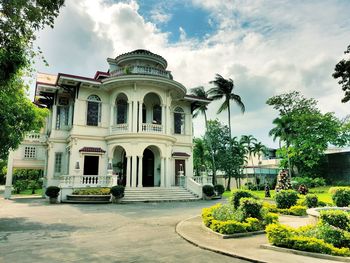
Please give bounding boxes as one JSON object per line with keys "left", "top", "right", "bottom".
{"left": 32, "top": 0, "right": 350, "bottom": 148}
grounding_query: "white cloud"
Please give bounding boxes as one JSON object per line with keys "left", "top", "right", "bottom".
{"left": 32, "top": 0, "right": 350, "bottom": 147}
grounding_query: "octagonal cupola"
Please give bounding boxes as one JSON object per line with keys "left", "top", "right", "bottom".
{"left": 107, "top": 49, "right": 172, "bottom": 79}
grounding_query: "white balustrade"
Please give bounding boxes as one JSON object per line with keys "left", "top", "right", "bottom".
{"left": 185, "top": 177, "right": 203, "bottom": 198}
{"left": 24, "top": 133, "right": 47, "bottom": 142}
{"left": 141, "top": 123, "right": 163, "bottom": 133}
{"left": 111, "top": 124, "right": 128, "bottom": 133}
{"left": 60, "top": 175, "right": 115, "bottom": 187}
{"left": 110, "top": 65, "right": 171, "bottom": 79}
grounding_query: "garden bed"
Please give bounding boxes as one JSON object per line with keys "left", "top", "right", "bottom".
{"left": 202, "top": 222, "right": 265, "bottom": 239}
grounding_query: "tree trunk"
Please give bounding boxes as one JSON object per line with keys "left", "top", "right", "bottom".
{"left": 204, "top": 112, "right": 217, "bottom": 185}
{"left": 227, "top": 100, "right": 232, "bottom": 136}
{"left": 226, "top": 175, "right": 231, "bottom": 191}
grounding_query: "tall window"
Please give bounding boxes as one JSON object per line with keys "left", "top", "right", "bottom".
{"left": 56, "top": 106, "right": 69, "bottom": 130}
{"left": 24, "top": 146, "right": 36, "bottom": 159}
{"left": 55, "top": 152, "right": 63, "bottom": 173}
{"left": 153, "top": 104, "right": 161, "bottom": 124}
{"left": 87, "top": 95, "right": 101, "bottom": 126}
{"left": 174, "top": 107, "right": 185, "bottom": 134}
{"left": 116, "top": 99, "right": 127, "bottom": 124}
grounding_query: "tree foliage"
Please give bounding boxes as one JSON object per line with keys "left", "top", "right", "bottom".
{"left": 0, "top": 0, "right": 64, "bottom": 159}
{"left": 0, "top": 0, "right": 65, "bottom": 83}
{"left": 208, "top": 74, "right": 245, "bottom": 136}
{"left": 267, "top": 91, "right": 350, "bottom": 176}
{"left": 333, "top": 44, "right": 350, "bottom": 103}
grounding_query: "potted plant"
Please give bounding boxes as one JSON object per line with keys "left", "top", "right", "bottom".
{"left": 45, "top": 186, "right": 60, "bottom": 204}
{"left": 213, "top": 184, "right": 225, "bottom": 198}
{"left": 110, "top": 185, "right": 125, "bottom": 203}
{"left": 202, "top": 185, "right": 215, "bottom": 200}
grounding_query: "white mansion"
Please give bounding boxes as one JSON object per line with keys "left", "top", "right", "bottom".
{"left": 4, "top": 50, "right": 211, "bottom": 201}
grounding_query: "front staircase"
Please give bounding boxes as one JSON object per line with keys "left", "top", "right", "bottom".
{"left": 122, "top": 187, "right": 200, "bottom": 203}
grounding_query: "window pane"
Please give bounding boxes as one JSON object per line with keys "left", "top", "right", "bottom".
{"left": 87, "top": 101, "right": 99, "bottom": 126}
{"left": 55, "top": 153, "right": 62, "bottom": 173}
{"left": 153, "top": 105, "right": 161, "bottom": 124}
{"left": 116, "top": 100, "right": 127, "bottom": 124}
{"left": 174, "top": 112, "right": 184, "bottom": 134}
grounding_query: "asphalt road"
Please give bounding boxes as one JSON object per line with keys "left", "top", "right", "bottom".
{"left": 0, "top": 197, "right": 248, "bottom": 263}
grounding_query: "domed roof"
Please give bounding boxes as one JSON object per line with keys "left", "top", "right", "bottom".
{"left": 115, "top": 49, "right": 167, "bottom": 69}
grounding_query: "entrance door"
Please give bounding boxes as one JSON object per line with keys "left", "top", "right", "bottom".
{"left": 143, "top": 149, "right": 154, "bottom": 187}
{"left": 83, "top": 156, "right": 99, "bottom": 175}
{"left": 175, "top": 160, "right": 185, "bottom": 186}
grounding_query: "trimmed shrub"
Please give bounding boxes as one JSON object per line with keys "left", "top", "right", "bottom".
{"left": 317, "top": 223, "right": 350, "bottom": 248}
{"left": 266, "top": 224, "right": 294, "bottom": 247}
{"left": 331, "top": 187, "right": 350, "bottom": 207}
{"left": 72, "top": 187, "right": 110, "bottom": 195}
{"left": 231, "top": 190, "right": 256, "bottom": 209}
{"left": 214, "top": 184, "right": 225, "bottom": 196}
{"left": 319, "top": 210, "right": 350, "bottom": 231}
{"left": 305, "top": 194, "right": 318, "bottom": 208}
{"left": 238, "top": 197, "right": 263, "bottom": 220}
{"left": 288, "top": 205, "right": 307, "bottom": 216}
{"left": 275, "top": 190, "right": 298, "bottom": 209}
{"left": 45, "top": 186, "right": 60, "bottom": 198}
{"left": 262, "top": 212, "right": 279, "bottom": 225}
{"left": 297, "top": 184, "right": 308, "bottom": 195}
{"left": 110, "top": 185, "right": 125, "bottom": 198}
{"left": 212, "top": 204, "right": 236, "bottom": 221}
{"left": 202, "top": 185, "right": 215, "bottom": 197}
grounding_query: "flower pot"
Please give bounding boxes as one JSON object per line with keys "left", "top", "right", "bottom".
{"left": 49, "top": 197, "right": 58, "bottom": 204}
{"left": 111, "top": 196, "right": 124, "bottom": 204}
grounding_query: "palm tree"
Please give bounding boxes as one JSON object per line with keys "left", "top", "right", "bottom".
{"left": 190, "top": 86, "right": 217, "bottom": 184}
{"left": 269, "top": 116, "right": 294, "bottom": 177}
{"left": 240, "top": 135, "right": 257, "bottom": 182}
{"left": 208, "top": 74, "right": 245, "bottom": 136}
{"left": 252, "top": 141, "right": 267, "bottom": 186}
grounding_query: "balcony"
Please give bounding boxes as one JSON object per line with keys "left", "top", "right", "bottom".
{"left": 110, "top": 65, "right": 172, "bottom": 79}
{"left": 24, "top": 132, "right": 47, "bottom": 143}
{"left": 111, "top": 124, "right": 128, "bottom": 133}
{"left": 59, "top": 175, "right": 116, "bottom": 187}
{"left": 141, "top": 123, "right": 163, "bottom": 133}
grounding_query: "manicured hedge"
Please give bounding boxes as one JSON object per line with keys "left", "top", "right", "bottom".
{"left": 72, "top": 187, "right": 110, "bottom": 195}
{"left": 263, "top": 202, "right": 307, "bottom": 216}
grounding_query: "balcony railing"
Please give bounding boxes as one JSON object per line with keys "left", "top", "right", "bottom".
{"left": 24, "top": 132, "right": 47, "bottom": 142}
{"left": 110, "top": 65, "right": 172, "bottom": 79}
{"left": 111, "top": 124, "right": 128, "bottom": 133}
{"left": 141, "top": 123, "right": 163, "bottom": 133}
{"left": 60, "top": 175, "right": 115, "bottom": 187}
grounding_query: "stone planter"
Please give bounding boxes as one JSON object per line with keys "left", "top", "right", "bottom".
{"left": 111, "top": 195, "right": 124, "bottom": 204}
{"left": 203, "top": 194, "right": 213, "bottom": 200}
{"left": 49, "top": 197, "right": 58, "bottom": 204}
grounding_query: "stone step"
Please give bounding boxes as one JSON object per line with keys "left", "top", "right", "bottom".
{"left": 62, "top": 200, "right": 111, "bottom": 204}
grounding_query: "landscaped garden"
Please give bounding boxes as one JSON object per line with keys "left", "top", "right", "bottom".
{"left": 202, "top": 186, "right": 350, "bottom": 257}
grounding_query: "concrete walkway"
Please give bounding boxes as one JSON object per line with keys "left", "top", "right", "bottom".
{"left": 176, "top": 215, "right": 340, "bottom": 263}
{"left": 0, "top": 197, "right": 248, "bottom": 263}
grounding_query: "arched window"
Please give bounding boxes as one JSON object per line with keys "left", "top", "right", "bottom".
{"left": 174, "top": 107, "right": 185, "bottom": 134}
{"left": 116, "top": 99, "right": 128, "bottom": 124}
{"left": 153, "top": 104, "right": 161, "bottom": 124}
{"left": 86, "top": 95, "right": 101, "bottom": 126}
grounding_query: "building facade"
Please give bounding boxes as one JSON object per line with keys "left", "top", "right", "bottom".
{"left": 4, "top": 50, "right": 211, "bottom": 200}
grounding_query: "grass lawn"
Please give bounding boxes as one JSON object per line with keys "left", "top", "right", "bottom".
{"left": 12, "top": 188, "right": 43, "bottom": 196}
{"left": 223, "top": 186, "right": 333, "bottom": 204}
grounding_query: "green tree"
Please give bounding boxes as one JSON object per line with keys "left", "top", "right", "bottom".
{"left": 267, "top": 91, "right": 349, "bottom": 177}
{"left": 193, "top": 138, "right": 207, "bottom": 176}
{"left": 0, "top": 0, "right": 64, "bottom": 159}
{"left": 252, "top": 141, "right": 267, "bottom": 186}
{"left": 190, "top": 86, "right": 216, "bottom": 183}
{"left": 0, "top": 0, "right": 65, "bottom": 84}
{"left": 333, "top": 44, "right": 350, "bottom": 103}
{"left": 208, "top": 74, "right": 245, "bottom": 136}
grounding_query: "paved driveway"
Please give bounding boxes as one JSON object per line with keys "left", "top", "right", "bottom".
{"left": 0, "top": 197, "right": 247, "bottom": 263}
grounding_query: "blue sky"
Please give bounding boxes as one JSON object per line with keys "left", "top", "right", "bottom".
{"left": 33, "top": 0, "right": 350, "bottom": 147}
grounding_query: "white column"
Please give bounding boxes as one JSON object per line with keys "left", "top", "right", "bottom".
{"left": 51, "top": 104, "right": 57, "bottom": 131}
{"left": 4, "top": 151, "right": 14, "bottom": 199}
{"left": 131, "top": 155, "right": 137, "bottom": 187}
{"left": 185, "top": 158, "right": 189, "bottom": 177}
{"left": 128, "top": 102, "right": 132, "bottom": 132}
{"left": 132, "top": 101, "right": 137, "bottom": 133}
{"left": 166, "top": 157, "right": 172, "bottom": 187}
{"left": 161, "top": 104, "right": 165, "bottom": 134}
{"left": 160, "top": 157, "right": 165, "bottom": 187}
{"left": 109, "top": 105, "right": 114, "bottom": 133}
{"left": 166, "top": 105, "right": 171, "bottom": 134}
{"left": 126, "top": 156, "right": 131, "bottom": 187}
{"left": 137, "top": 156, "right": 143, "bottom": 187}
{"left": 138, "top": 101, "right": 143, "bottom": 132}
